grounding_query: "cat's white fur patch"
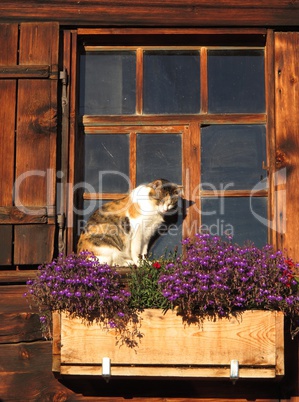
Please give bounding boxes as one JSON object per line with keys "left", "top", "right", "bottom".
{"left": 130, "top": 185, "right": 157, "bottom": 215}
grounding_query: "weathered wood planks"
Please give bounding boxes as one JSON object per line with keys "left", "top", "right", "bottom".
{"left": 274, "top": 32, "right": 299, "bottom": 260}
{"left": 0, "top": 22, "right": 59, "bottom": 266}
{"left": 55, "top": 309, "right": 284, "bottom": 378}
{"left": 0, "top": 0, "right": 298, "bottom": 26}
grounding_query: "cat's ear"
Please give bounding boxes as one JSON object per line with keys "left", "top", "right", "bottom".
{"left": 176, "top": 185, "right": 184, "bottom": 196}
{"left": 150, "top": 179, "right": 164, "bottom": 189}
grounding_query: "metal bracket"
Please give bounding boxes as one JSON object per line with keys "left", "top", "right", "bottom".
{"left": 57, "top": 213, "right": 66, "bottom": 254}
{"left": 230, "top": 359, "right": 239, "bottom": 383}
{"left": 57, "top": 67, "right": 69, "bottom": 255}
{"left": 59, "top": 68, "right": 69, "bottom": 114}
{"left": 102, "top": 357, "right": 111, "bottom": 382}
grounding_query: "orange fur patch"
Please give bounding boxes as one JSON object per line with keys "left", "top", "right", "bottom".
{"left": 128, "top": 202, "right": 141, "bottom": 219}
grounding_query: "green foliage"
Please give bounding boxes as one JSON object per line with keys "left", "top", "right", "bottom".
{"left": 128, "top": 257, "right": 172, "bottom": 310}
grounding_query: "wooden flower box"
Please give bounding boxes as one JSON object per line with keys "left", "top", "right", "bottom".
{"left": 52, "top": 309, "right": 284, "bottom": 379}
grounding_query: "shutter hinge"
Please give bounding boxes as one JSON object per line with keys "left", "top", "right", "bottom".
{"left": 59, "top": 68, "right": 67, "bottom": 84}
{"left": 57, "top": 213, "right": 66, "bottom": 254}
{"left": 58, "top": 67, "right": 69, "bottom": 255}
{"left": 59, "top": 68, "right": 69, "bottom": 114}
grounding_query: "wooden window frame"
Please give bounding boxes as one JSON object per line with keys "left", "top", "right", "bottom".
{"left": 63, "top": 28, "right": 275, "bottom": 254}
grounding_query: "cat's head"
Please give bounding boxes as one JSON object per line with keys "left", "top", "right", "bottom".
{"left": 148, "top": 179, "right": 183, "bottom": 214}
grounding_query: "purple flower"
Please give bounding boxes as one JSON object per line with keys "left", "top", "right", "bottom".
{"left": 24, "top": 235, "right": 299, "bottom": 341}
{"left": 157, "top": 233, "right": 299, "bottom": 335}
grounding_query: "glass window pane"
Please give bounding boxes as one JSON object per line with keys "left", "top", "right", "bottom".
{"left": 201, "top": 197, "right": 267, "bottom": 248}
{"left": 201, "top": 125, "right": 266, "bottom": 190}
{"left": 208, "top": 50, "right": 265, "bottom": 113}
{"left": 149, "top": 205, "right": 183, "bottom": 258}
{"left": 85, "top": 134, "right": 130, "bottom": 193}
{"left": 143, "top": 51, "right": 200, "bottom": 114}
{"left": 80, "top": 52, "right": 136, "bottom": 115}
{"left": 136, "top": 134, "right": 182, "bottom": 184}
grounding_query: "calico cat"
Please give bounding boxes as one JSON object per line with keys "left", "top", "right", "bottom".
{"left": 77, "top": 179, "right": 182, "bottom": 266}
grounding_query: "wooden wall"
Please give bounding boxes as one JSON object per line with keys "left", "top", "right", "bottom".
{"left": 0, "top": 0, "right": 298, "bottom": 27}
{"left": 0, "top": 2, "right": 299, "bottom": 401}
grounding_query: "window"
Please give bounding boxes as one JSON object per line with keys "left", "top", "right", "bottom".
{"left": 74, "top": 31, "right": 270, "bottom": 255}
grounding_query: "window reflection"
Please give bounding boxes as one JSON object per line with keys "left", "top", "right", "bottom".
{"left": 80, "top": 52, "right": 136, "bottom": 115}
{"left": 201, "top": 197, "right": 267, "bottom": 248}
{"left": 136, "top": 134, "right": 182, "bottom": 184}
{"left": 208, "top": 50, "right": 265, "bottom": 113}
{"left": 201, "top": 125, "right": 266, "bottom": 190}
{"left": 85, "top": 134, "right": 130, "bottom": 193}
{"left": 143, "top": 51, "right": 200, "bottom": 114}
{"left": 149, "top": 208, "right": 183, "bottom": 258}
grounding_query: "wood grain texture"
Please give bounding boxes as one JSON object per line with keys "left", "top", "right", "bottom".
{"left": 57, "top": 310, "right": 284, "bottom": 378}
{"left": 66, "top": 30, "right": 78, "bottom": 254}
{"left": 0, "top": 312, "right": 43, "bottom": 343}
{"left": 0, "top": 65, "right": 50, "bottom": 78}
{"left": 12, "top": 22, "right": 59, "bottom": 265}
{"left": 14, "top": 224, "right": 55, "bottom": 264}
{"left": 83, "top": 114, "right": 267, "bottom": 126}
{"left": 0, "top": 285, "right": 33, "bottom": 313}
{"left": 0, "top": 0, "right": 298, "bottom": 26}
{"left": 0, "top": 206, "right": 47, "bottom": 224}
{"left": 0, "top": 269, "right": 37, "bottom": 283}
{"left": 0, "top": 311, "right": 288, "bottom": 401}
{"left": 15, "top": 22, "right": 59, "bottom": 206}
{"left": 15, "top": 79, "right": 56, "bottom": 207}
{"left": 274, "top": 32, "right": 299, "bottom": 259}
{"left": 0, "top": 24, "right": 18, "bottom": 265}
{"left": 183, "top": 122, "right": 200, "bottom": 237}
{"left": 0, "top": 341, "right": 73, "bottom": 401}
{"left": 0, "top": 225, "right": 13, "bottom": 265}
{"left": 0, "top": 23, "right": 17, "bottom": 207}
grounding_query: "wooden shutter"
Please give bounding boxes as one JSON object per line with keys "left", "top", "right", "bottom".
{"left": 0, "top": 22, "right": 59, "bottom": 266}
